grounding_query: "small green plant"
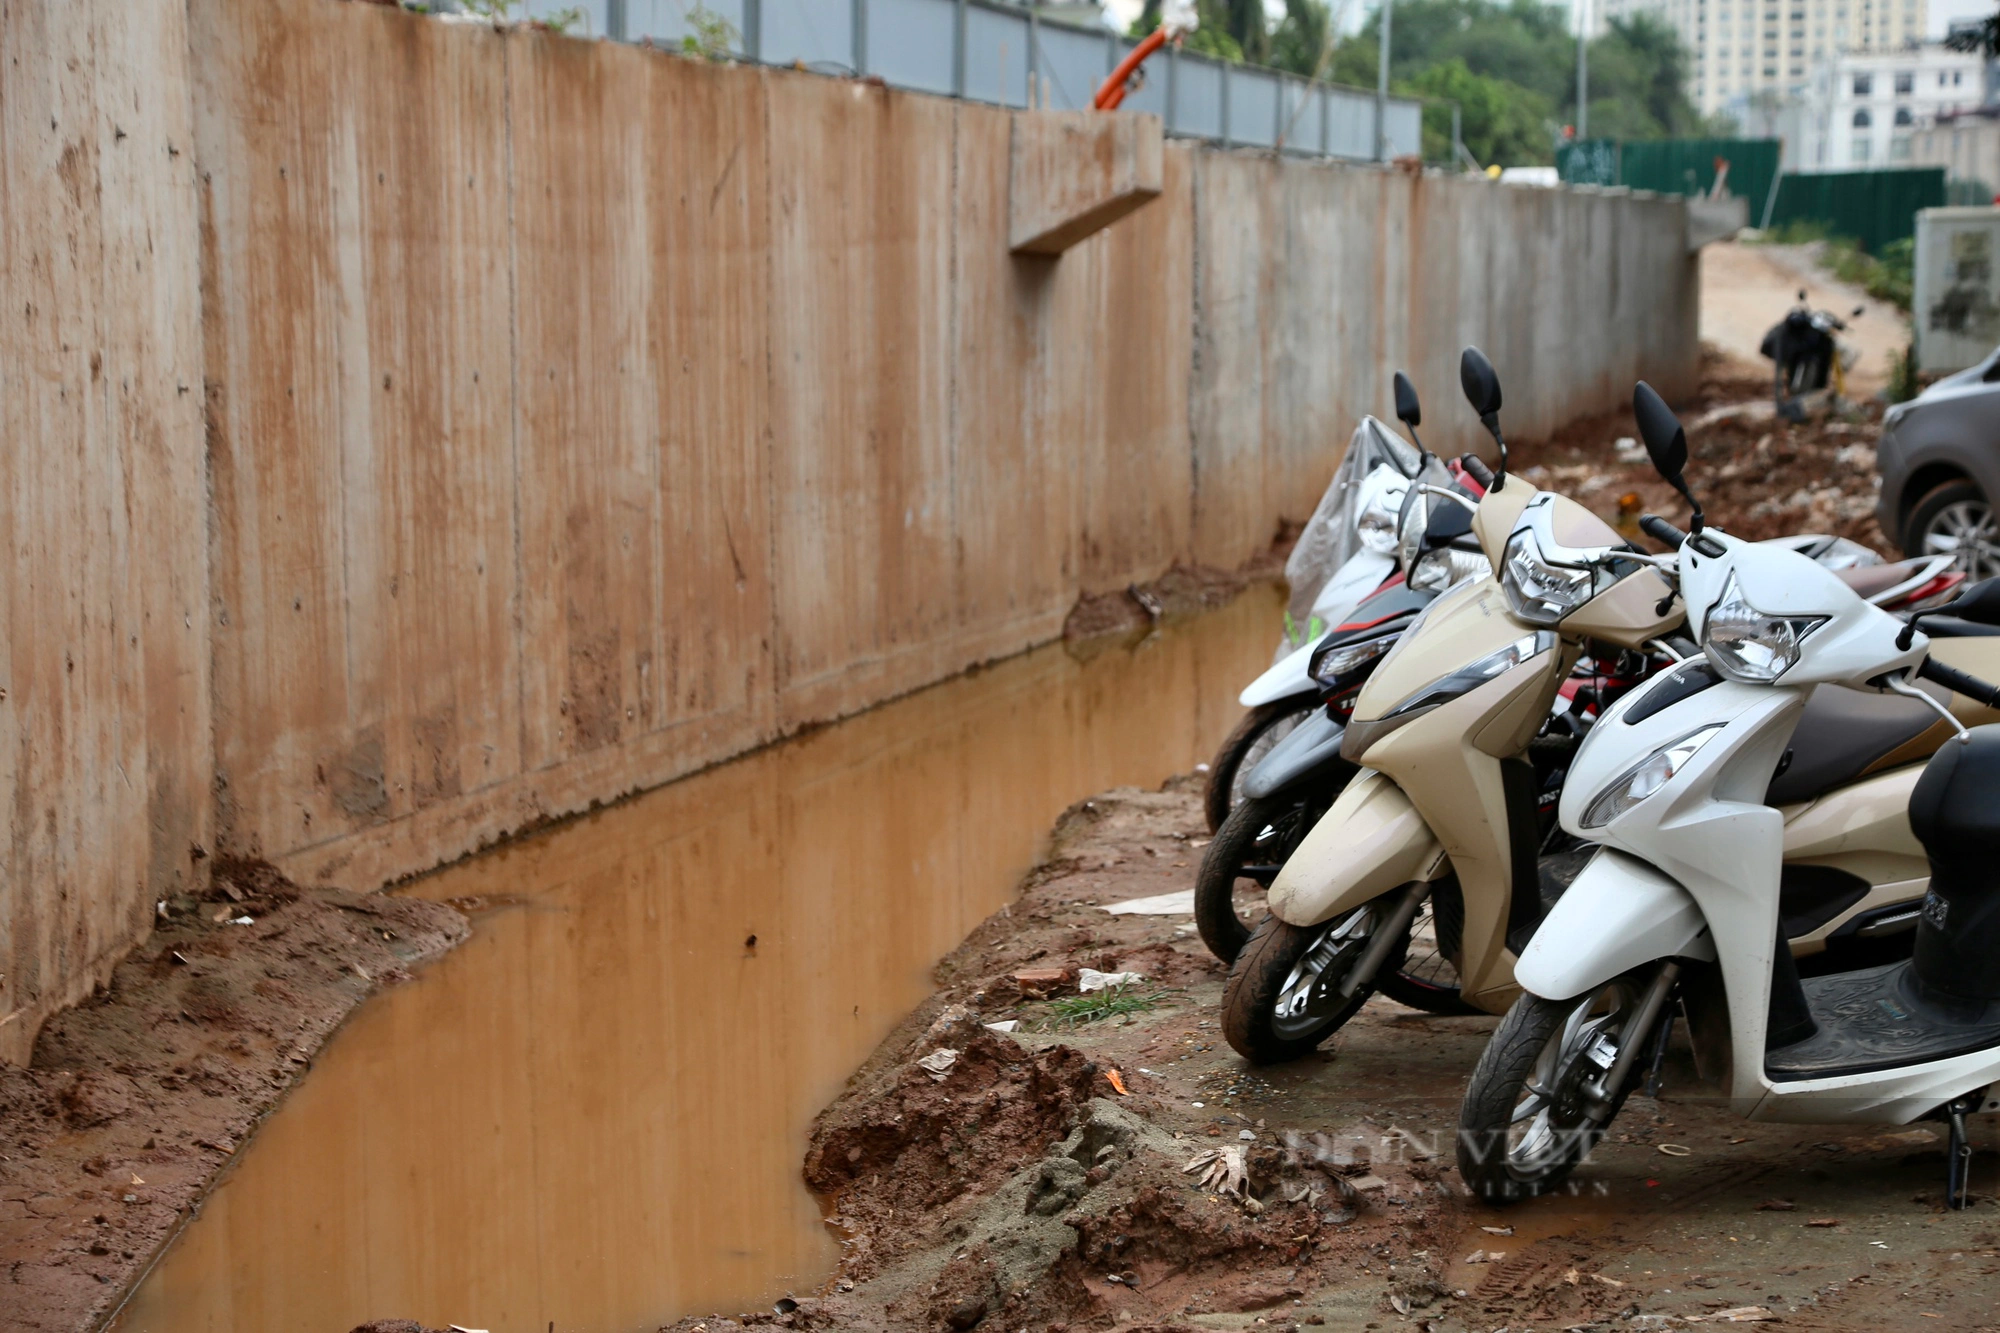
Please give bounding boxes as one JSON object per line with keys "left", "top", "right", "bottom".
{"left": 681, "top": 4, "right": 739, "bottom": 59}
{"left": 459, "top": 0, "right": 522, "bottom": 17}
{"left": 456, "top": 0, "right": 585, "bottom": 30}
{"left": 1889, "top": 342, "right": 1921, "bottom": 404}
{"left": 1035, "top": 983, "right": 1184, "bottom": 1030}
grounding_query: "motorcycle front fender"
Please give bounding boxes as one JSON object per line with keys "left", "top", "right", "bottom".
{"left": 1269, "top": 770, "right": 1445, "bottom": 926}
{"left": 1240, "top": 708, "right": 1348, "bottom": 801}
{"left": 1514, "top": 847, "right": 1717, "bottom": 1001}
{"left": 1240, "top": 639, "right": 1320, "bottom": 708}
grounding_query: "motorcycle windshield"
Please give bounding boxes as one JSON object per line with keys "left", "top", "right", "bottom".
{"left": 1280, "top": 417, "right": 1422, "bottom": 655}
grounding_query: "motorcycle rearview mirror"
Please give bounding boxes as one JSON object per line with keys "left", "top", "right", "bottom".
{"left": 1392, "top": 370, "right": 1428, "bottom": 458}
{"left": 1900, "top": 577, "right": 2000, "bottom": 650}
{"left": 1632, "top": 380, "right": 1705, "bottom": 535}
{"left": 1458, "top": 346, "right": 1508, "bottom": 488}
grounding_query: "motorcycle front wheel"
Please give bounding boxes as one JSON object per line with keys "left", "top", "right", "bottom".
{"left": 1221, "top": 903, "right": 1406, "bottom": 1065}
{"left": 1193, "top": 784, "right": 1343, "bottom": 962}
{"left": 1455, "top": 967, "right": 1662, "bottom": 1203}
{"left": 1202, "top": 700, "right": 1317, "bottom": 834}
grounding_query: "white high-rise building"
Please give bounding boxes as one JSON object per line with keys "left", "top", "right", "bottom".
{"left": 1594, "top": 0, "right": 1928, "bottom": 115}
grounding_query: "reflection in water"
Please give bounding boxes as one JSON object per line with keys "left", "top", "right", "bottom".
{"left": 114, "top": 588, "right": 1283, "bottom": 1333}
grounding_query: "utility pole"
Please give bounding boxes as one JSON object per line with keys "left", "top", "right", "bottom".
{"left": 1375, "top": 0, "right": 1393, "bottom": 162}
{"left": 1574, "top": 0, "right": 1588, "bottom": 140}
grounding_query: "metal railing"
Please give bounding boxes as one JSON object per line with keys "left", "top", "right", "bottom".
{"left": 511, "top": 0, "right": 1422, "bottom": 159}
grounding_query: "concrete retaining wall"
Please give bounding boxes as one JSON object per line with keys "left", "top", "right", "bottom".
{"left": 0, "top": 0, "right": 1697, "bottom": 1060}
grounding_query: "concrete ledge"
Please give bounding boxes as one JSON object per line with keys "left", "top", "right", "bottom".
{"left": 1009, "top": 110, "right": 1163, "bottom": 255}
{"left": 1688, "top": 193, "right": 1749, "bottom": 251}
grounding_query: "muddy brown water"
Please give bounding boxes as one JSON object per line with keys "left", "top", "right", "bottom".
{"left": 110, "top": 588, "right": 1283, "bottom": 1333}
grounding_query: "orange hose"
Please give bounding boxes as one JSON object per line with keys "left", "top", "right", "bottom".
{"left": 1094, "top": 26, "right": 1169, "bottom": 110}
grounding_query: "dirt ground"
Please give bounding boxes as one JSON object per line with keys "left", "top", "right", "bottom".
{"left": 1510, "top": 349, "right": 1899, "bottom": 560}
{"left": 660, "top": 785, "right": 2000, "bottom": 1333}
{"left": 1700, "top": 241, "right": 1909, "bottom": 399}
{"left": 0, "top": 863, "right": 468, "bottom": 1332}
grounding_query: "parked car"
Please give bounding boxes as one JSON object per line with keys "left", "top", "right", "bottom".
{"left": 1875, "top": 345, "right": 2000, "bottom": 580}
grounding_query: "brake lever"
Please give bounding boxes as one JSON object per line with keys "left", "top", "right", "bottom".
{"left": 1881, "top": 671, "right": 1971, "bottom": 744}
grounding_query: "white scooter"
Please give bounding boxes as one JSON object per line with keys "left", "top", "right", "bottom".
{"left": 1457, "top": 382, "right": 2000, "bottom": 1209}
{"left": 1203, "top": 374, "right": 1456, "bottom": 831}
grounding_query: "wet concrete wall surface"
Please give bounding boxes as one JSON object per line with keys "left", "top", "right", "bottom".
{"left": 1, "top": 0, "right": 1699, "bottom": 1060}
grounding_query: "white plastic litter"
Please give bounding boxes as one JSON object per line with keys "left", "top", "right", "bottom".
{"left": 1102, "top": 890, "right": 1196, "bottom": 916}
{"left": 917, "top": 1048, "right": 959, "bottom": 1081}
{"left": 983, "top": 1020, "right": 1020, "bottom": 1034}
{"left": 1076, "top": 968, "right": 1145, "bottom": 992}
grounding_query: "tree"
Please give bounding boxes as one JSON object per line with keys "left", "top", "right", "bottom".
{"left": 1406, "top": 57, "right": 1555, "bottom": 166}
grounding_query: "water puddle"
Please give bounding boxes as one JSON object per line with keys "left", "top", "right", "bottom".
{"left": 112, "top": 587, "right": 1283, "bottom": 1333}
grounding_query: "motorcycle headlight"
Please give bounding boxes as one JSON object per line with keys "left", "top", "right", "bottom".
{"left": 1385, "top": 631, "right": 1557, "bottom": 719}
{"left": 1579, "top": 724, "right": 1726, "bottom": 829}
{"left": 1357, "top": 489, "right": 1402, "bottom": 556}
{"left": 1408, "top": 546, "right": 1494, "bottom": 593}
{"left": 1309, "top": 633, "right": 1398, "bottom": 689}
{"left": 1701, "top": 573, "right": 1825, "bottom": 683}
{"left": 1501, "top": 528, "right": 1597, "bottom": 626}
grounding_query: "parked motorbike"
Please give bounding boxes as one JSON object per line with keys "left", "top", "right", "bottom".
{"left": 1219, "top": 352, "right": 1991, "bottom": 1067}
{"left": 1202, "top": 375, "right": 1462, "bottom": 833}
{"left": 1458, "top": 383, "right": 2000, "bottom": 1207}
{"left": 1193, "top": 409, "right": 1494, "bottom": 973}
{"left": 1761, "top": 288, "right": 1865, "bottom": 421}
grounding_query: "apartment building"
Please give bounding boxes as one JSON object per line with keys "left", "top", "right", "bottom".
{"left": 1596, "top": 0, "right": 1927, "bottom": 115}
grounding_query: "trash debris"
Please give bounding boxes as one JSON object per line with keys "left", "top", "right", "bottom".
{"left": 1480, "top": 1224, "right": 1514, "bottom": 1236}
{"left": 773, "top": 1297, "right": 799, "bottom": 1314}
{"left": 1465, "top": 1250, "right": 1490, "bottom": 1263}
{"left": 448, "top": 1326, "right": 491, "bottom": 1333}
{"left": 1613, "top": 435, "right": 1645, "bottom": 461}
{"left": 983, "top": 1019, "right": 1019, "bottom": 1033}
{"left": 1805, "top": 1217, "right": 1843, "bottom": 1227}
{"left": 1182, "top": 1144, "right": 1248, "bottom": 1196}
{"left": 916, "top": 1048, "right": 959, "bottom": 1081}
{"left": 1348, "top": 1173, "right": 1389, "bottom": 1192}
{"left": 1695, "top": 1308, "right": 1778, "bottom": 1323}
{"left": 1658, "top": 1143, "right": 1692, "bottom": 1156}
{"left": 1077, "top": 967, "right": 1145, "bottom": 992}
{"left": 1105, "top": 1068, "right": 1130, "bottom": 1096}
{"left": 1102, "top": 889, "right": 1197, "bottom": 916}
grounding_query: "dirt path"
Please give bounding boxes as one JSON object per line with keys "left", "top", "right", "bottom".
{"left": 0, "top": 864, "right": 467, "bottom": 1332}
{"left": 1701, "top": 240, "right": 1910, "bottom": 396}
{"left": 664, "top": 785, "right": 2000, "bottom": 1333}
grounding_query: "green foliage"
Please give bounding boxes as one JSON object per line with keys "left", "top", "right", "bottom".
{"left": 681, "top": 3, "right": 739, "bottom": 58}
{"left": 538, "top": 4, "right": 586, "bottom": 31}
{"left": 1889, "top": 342, "right": 1921, "bottom": 404}
{"left": 1408, "top": 56, "right": 1553, "bottom": 167}
{"left": 1034, "top": 983, "right": 1184, "bottom": 1030}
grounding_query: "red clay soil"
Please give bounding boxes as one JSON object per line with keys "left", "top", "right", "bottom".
{"left": 1511, "top": 350, "right": 1897, "bottom": 557}
{"left": 0, "top": 860, "right": 467, "bottom": 1332}
{"left": 660, "top": 781, "right": 2000, "bottom": 1333}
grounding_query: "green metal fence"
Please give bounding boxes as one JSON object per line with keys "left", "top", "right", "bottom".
{"left": 1554, "top": 137, "right": 1944, "bottom": 253}
{"left": 1767, "top": 168, "right": 1945, "bottom": 253}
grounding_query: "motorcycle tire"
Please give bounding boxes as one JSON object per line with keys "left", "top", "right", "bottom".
{"left": 1202, "top": 700, "right": 1317, "bottom": 834}
{"left": 1455, "top": 968, "right": 1659, "bottom": 1204}
{"left": 1222, "top": 907, "right": 1406, "bottom": 1066}
{"left": 1193, "top": 785, "right": 1343, "bottom": 962}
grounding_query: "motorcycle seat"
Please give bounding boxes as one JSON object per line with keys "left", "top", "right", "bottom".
{"left": 1831, "top": 559, "right": 1929, "bottom": 600}
{"left": 1765, "top": 684, "right": 1945, "bottom": 807}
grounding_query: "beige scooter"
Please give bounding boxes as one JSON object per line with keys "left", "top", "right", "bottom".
{"left": 1222, "top": 348, "right": 2000, "bottom": 1065}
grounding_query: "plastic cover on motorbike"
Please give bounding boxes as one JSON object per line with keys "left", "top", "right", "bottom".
{"left": 1278, "top": 417, "right": 1421, "bottom": 655}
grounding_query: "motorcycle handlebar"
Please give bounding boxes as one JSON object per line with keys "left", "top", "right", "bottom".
{"left": 1459, "top": 454, "right": 1495, "bottom": 489}
{"left": 1639, "top": 515, "right": 1687, "bottom": 549}
{"left": 1918, "top": 657, "right": 2000, "bottom": 709}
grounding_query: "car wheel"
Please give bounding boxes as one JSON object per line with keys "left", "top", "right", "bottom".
{"left": 1906, "top": 479, "right": 2000, "bottom": 581}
